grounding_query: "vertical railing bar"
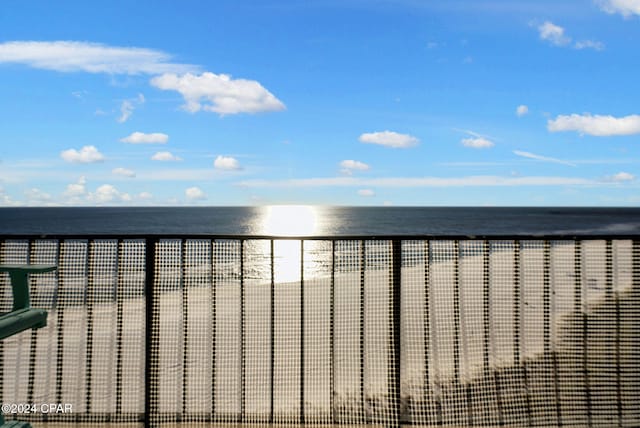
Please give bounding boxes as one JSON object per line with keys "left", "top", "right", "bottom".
{"left": 607, "top": 240, "right": 622, "bottom": 427}
{"left": 144, "top": 237, "right": 159, "bottom": 428}
{"left": 0, "top": 239, "right": 4, "bottom": 406}
{"left": 513, "top": 240, "right": 521, "bottom": 365}
{"left": 270, "top": 239, "right": 275, "bottom": 424}
{"left": 391, "top": 239, "right": 402, "bottom": 428}
{"left": 239, "top": 239, "right": 245, "bottom": 424}
{"left": 453, "top": 240, "right": 461, "bottom": 384}
{"left": 488, "top": 241, "right": 504, "bottom": 426}
{"left": 422, "top": 240, "right": 430, "bottom": 405}
{"left": 547, "top": 240, "right": 562, "bottom": 427}
{"left": 84, "top": 239, "right": 94, "bottom": 415}
{"left": 460, "top": 241, "right": 474, "bottom": 427}
{"left": 210, "top": 239, "right": 217, "bottom": 420}
{"left": 359, "top": 239, "right": 366, "bottom": 422}
{"left": 482, "top": 239, "right": 491, "bottom": 375}
{"left": 115, "top": 239, "right": 125, "bottom": 416}
{"left": 434, "top": 241, "right": 443, "bottom": 426}
{"left": 0, "top": 240, "right": 4, "bottom": 407}
{"left": 26, "top": 239, "right": 38, "bottom": 405}
{"left": 543, "top": 240, "right": 551, "bottom": 358}
{"left": 181, "top": 239, "right": 188, "bottom": 421}
{"left": 631, "top": 240, "right": 640, "bottom": 425}
{"left": 330, "top": 240, "right": 336, "bottom": 424}
{"left": 300, "top": 239, "right": 305, "bottom": 424}
{"left": 51, "top": 239, "right": 63, "bottom": 422}
{"left": 576, "top": 240, "right": 592, "bottom": 427}
{"left": 517, "top": 240, "right": 533, "bottom": 427}
{"left": 452, "top": 240, "right": 468, "bottom": 426}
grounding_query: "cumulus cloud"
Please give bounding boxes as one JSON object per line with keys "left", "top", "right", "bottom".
{"left": 461, "top": 137, "right": 495, "bottom": 149}
{"left": 88, "top": 184, "right": 131, "bottom": 204}
{"left": 60, "top": 145, "right": 105, "bottom": 163}
{"left": 151, "top": 151, "right": 182, "bottom": 161}
{"left": 358, "top": 131, "right": 419, "bottom": 148}
{"left": 185, "top": 186, "right": 206, "bottom": 201}
{"left": 64, "top": 176, "right": 87, "bottom": 197}
{"left": 597, "top": 0, "right": 640, "bottom": 17}
{"left": 214, "top": 155, "right": 242, "bottom": 171}
{"left": 340, "top": 160, "right": 370, "bottom": 175}
{"left": 150, "top": 72, "right": 285, "bottom": 115}
{"left": 24, "top": 188, "right": 52, "bottom": 204}
{"left": 358, "top": 189, "right": 375, "bottom": 197}
{"left": 0, "top": 187, "right": 17, "bottom": 206}
{"left": 120, "top": 131, "right": 168, "bottom": 144}
{"left": 538, "top": 21, "right": 571, "bottom": 46}
{"left": 547, "top": 113, "right": 640, "bottom": 136}
{"left": 516, "top": 105, "right": 529, "bottom": 117}
{"left": 0, "top": 41, "right": 196, "bottom": 75}
{"left": 112, "top": 167, "right": 136, "bottom": 177}
{"left": 138, "top": 191, "right": 153, "bottom": 200}
{"left": 514, "top": 150, "right": 576, "bottom": 166}
{"left": 606, "top": 171, "right": 635, "bottom": 182}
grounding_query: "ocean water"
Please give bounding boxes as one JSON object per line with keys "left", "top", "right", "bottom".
{"left": 1, "top": 206, "right": 639, "bottom": 236}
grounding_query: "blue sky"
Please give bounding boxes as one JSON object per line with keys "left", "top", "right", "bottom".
{"left": 1, "top": 0, "right": 639, "bottom": 206}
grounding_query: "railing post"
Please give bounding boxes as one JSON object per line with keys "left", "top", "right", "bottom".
{"left": 391, "top": 239, "right": 402, "bottom": 428}
{"left": 144, "top": 237, "right": 158, "bottom": 428}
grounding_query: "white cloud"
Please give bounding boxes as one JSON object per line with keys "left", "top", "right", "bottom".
{"left": 516, "top": 105, "right": 529, "bottom": 117}
{"left": 117, "top": 93, "right": 145, "bottom": 123}
{"left": 574, "top": 40, "right": 606, "bottom": 51}
{"left": 24, "top": 188, "right": 52, "bottom": 204}
{"left": 118, "top": 100, "right": 134, "bottom": 123}
{"left": 64, "top": 176, "right": 87, "bottom": 197}
{"left": 358, "top": 189, "right": 375, "bottom": 197}
{"left": 112, "top": 167, "right": 136, "bottom": 177}
{"left": 606, "top": 171, "right": 635, "bottom": 182}
{"left": 60, "top": 145, "right": 105, "bottom": 163}
{"left": 461, "top": 137, "right": 494, "bottom": 149}
{"left": 340, "top": 159, "right": 370, "bottom": 175}
{"left": 120, "top": 131, "right": 169, "bottom": 144}
{"left": 547, "top": 113, "right": 640, "bottom": 136}
{"left": 214, "top": 155, "right": 242, "bottom": 171}
{"left": 0, "top": 41, "right": 196, "bottom": 75}
{"left": 0, "top": 187, "right": 18, "bottom": 206}
{"left": 358, "top": 131, "right": 419, "bottom": 148}
{"left": 536, "top": 22, "right": 604, "bottom": 50}
{"left": 138, "top": 191, "right": 153, "bottom": 200}
{"left": 150, "top": 72, "right": 285, "bottom": 115}
{"left": 185, "top": 186, "right": 206, "bottom": 201}
{"left": 151, "top": 151, "right": 182, "bottom": 161}
{"left": 237, "top": 175, "right": 594, "bottom": 188}
{"left": 88, "top": 184, "right": 131, "bottom": 204}
{"left": 597, "top": 0, "right": 640, "bottom": 17}
{"left": 538, "top": 21, "right": 571, "bottom": 46}
{"left": 514, "top": 150, "right": 577, "bottom": 166}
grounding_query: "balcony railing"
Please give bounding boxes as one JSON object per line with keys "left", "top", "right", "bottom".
{"left": 1, "top": 234, "right": 639, "bottom": 427}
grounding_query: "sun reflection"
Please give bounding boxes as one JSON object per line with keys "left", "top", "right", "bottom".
{"left": 259, "top": 205, "right": 319, "bottom": 283}
{"left": 261, "top": 205, "right": 318, "bottom": 236}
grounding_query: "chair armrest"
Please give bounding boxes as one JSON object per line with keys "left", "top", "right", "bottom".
{"left": 0, "top": 264, "right": 57, "bottom": 311}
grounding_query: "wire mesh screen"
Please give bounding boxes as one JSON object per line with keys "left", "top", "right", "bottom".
{"left": 1, "top": 236, "right": 639, "bottom": 427}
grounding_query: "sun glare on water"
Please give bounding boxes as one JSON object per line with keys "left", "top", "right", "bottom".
{"left": 260, "top": 205, "right": 319, "bottom": 283}
{"left": 261, "top": 205, "right": 318, "bottom": 236}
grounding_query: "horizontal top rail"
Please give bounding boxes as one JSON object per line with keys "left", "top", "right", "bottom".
{"left": 2, "top": 233, "right": 640, "bottom": 241}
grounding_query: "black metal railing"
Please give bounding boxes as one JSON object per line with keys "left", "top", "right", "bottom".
{"left": 0, "top": 234, "right": 639, "bottom": 428}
